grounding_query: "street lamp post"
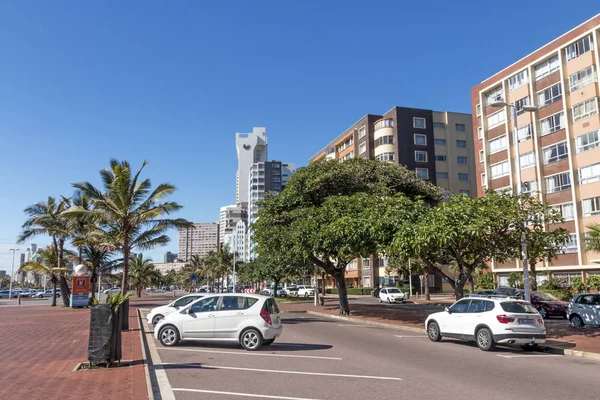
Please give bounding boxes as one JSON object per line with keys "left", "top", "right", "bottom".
{"left": 9, "top": 248, "right": 19, "bottom": 299}
{"left": 490, "top": 100, "right": 538, "bottom": 303}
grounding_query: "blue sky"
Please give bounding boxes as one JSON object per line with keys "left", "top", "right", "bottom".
{"left": 1, "top": 1, "right": 598, "bottom": 272}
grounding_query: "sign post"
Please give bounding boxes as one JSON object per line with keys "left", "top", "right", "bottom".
{"left": 70, "top": 264, "right": 90, "bottom": 308}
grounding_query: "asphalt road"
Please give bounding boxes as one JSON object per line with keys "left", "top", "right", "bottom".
{"left": 149, "top": 313, "right": 599, "bottom": 400}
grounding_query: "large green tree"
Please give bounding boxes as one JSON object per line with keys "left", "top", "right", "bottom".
{"left": 19, "top": 247, "right": 73, "bottom": 306}
{"left": 252, "top": 159, "right": 441, "bottom": 315}
{"left": 67, "top": 159, "right": 190, "bottom": 327}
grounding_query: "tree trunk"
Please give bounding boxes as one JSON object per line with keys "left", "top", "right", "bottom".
{"left": 469, "top": 276, "right": 475, "bottom": 293}
{"left": 51, "top": 279, "right": 57, "bottom": 307}
{"left": 424, "top": 269, "right": 430, "bottom": 301}
{"left": 322, "top": 272, "right": 326, "bottom": 298}
{"left": 333, "top": 269, "right": 350, "bottom": 315}
{"left": 529, "top": 262, "right": 538, "bottom": 291}
{"left": 454, "top": 284, "right": 465, "bottom": 300}
{"left": 137, "top": 287, "right": 142, "bottom": 297}
{"left": 121, "top": 245, "right": 131, "bottom": 330}
{"left": 273, "top": 279, "right": 280, "bottom": 298}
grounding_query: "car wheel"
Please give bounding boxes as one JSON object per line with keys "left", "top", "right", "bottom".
{"left": 387, "top": 297, "right": 391, "bottom": 304}
{"left": 476, "top": 327, "right": 495, "bottom": 351}
{"left": 539, "top": 307, "right": 548, "bottom": 319}
{"left": 304, "top": 293, "right": 308, "bottom": 298}
{"left": 152, "top": 314, "right": 164, "bottom": 326}
{"left": 427, "top": 321, "right": 442, "bottom": 342}
{"left": 240, "top": 328, "right": 263, "bottom": 351}
{"left": 158, "top": 325, "right": 180, "bottom": 347}
{"left": 570, "top": 314, "right": 584, "bottom": 328}
{"left": 378, "top": 297, "right": 382, "bottom": 303}
{"left": 263, "top": 339, "right": 275, "bottom": 345}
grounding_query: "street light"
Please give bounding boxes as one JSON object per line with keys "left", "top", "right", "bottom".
{"left": 9, "top": 248, "right": 19, "bottom": 299}
{"left": 490, "top": 100, "right": 538, "bottom": 303}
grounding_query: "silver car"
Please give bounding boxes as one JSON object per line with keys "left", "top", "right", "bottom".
{"left": 567, "top": 293, "right": 600, "bottom": 327}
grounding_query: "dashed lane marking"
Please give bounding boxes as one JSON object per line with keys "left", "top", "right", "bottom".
{"left": 158, "top": 347, "right": 342, "bottom": 360}
{"left": 173, "top": 388, "right": 323, "bottom": 399}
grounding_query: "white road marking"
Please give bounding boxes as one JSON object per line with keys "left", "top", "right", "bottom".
{"left": 159, "top": 363, "right": 402, "bottom": 381}
{"left": 496, "top": 354, "right": 563, "bottom": 359}
{"left": 394, "top": 335, "right": 427, "bottom": 338}
{"left": 337, "top": 324, "right": 372, "bottom": 327}
{"left": 173, "top": 388, "right": 323, "bottom": 400}
{"left": 158, "top": 347, "right": 342, "bottom": 360}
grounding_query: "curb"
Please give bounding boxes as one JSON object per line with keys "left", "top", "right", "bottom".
{"left": 542, "top": 345, "right": 600, "bottom": 361}
{"left": 136, "top": 309, "right": 154, "bottom": 400}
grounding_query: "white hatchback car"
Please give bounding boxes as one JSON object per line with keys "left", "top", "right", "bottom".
{"left": 154, "top": 293, "right": 283, "bottom": 351}
{"left": 567, "top": 293, "right": 600, "bottom": 327}
{"left": 379, "top": 287, "right": 406, "bottom": 303}
{"left": 425, "top": 297, "right": 546, "bottom": 351}
{"left": 146, "top": 294, "right": 205, "bottom": 326}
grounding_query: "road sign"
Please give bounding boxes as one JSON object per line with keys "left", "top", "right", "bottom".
{"left": 190, "top": 274, "right": 197, "bottom": 281}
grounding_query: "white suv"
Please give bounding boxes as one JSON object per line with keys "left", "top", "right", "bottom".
{"left": 425, "top": 297, "right": 546, "bottom": 351}
{"left": 297, "top": 286, "right": 315, "bottom": 297}
{"left": 154, "top": 293, "right": 283, "bottom": 351}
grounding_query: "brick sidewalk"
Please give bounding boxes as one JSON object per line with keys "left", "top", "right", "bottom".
{"left": 0, "top": 303, "right": 147, "bottom": 400}
{"left": 279, "top": 297, "right": 600, "bottom": 355}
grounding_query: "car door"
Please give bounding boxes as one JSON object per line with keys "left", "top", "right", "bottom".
{"left": 181, "top": 296, "right": 220, "bottom": 339}
{"left": 214, "top": 296, "right": 259, "bottom": 338}
{"left": 461, "top": 299, "right": 486, "bottom": 338}
{"left": 441, "top": 299, "right": 471, "bottom": 335}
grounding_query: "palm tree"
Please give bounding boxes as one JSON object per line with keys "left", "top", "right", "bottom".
{"left": 18, "top": 196, "right": 73, "bottom": 306}
{"left": 69, "top": 190, "right": 95, "bottom": 264}
{"left": 19, "top": 247, "right": 73, "bottom": 306}
{"left": 128, "top": 254, "right": 160, "bottom": 297}
{"left": 82, "top": 245, "right": 116, "bottom": 301}
{"left": 204, "top": 246, "right": 234, "bottom": 291}
{"left": 585, "top": 224, "right": 600, "bottom": 252}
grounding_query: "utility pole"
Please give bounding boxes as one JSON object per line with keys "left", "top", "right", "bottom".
{"left": 9, "top": 248, "right": 19, "bottom": 299}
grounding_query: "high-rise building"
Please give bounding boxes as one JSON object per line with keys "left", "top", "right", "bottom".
{"left": 310, "top": 105, "right": 475, "bottom": 290}
{"left": 164, "top": 251, "right": 178, "bottom": 263}
{"left": 246, "top": 160, "right": 296, "bottom": 260}
{"left": 236, "top": 127, "right": 268, "bottom": 205}
{"left": 219, "top": 205, "right": 247, "bottom": 246}
{"left": 471, "top": 14, "right": 600, "bottom": 287}
{"left": 178, "top": 223, "right": 219, "bottom": 261}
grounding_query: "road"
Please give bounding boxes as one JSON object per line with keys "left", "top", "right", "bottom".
{"left": 146, "top": 313, "right": 599, "bottom": 400}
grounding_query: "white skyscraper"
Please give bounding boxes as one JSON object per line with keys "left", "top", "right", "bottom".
{"left": 219, "top": 205, "right": 246, "bottom": 246}
{"left": 235, "top": 127, "right": 268, "bottom": 206}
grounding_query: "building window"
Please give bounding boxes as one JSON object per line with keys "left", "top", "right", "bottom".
{"left": 488, "top": 135, "right": 508, "bottom": 154}
{"left": 375, "top": 135, "right": 394, "bottom": 147}
{"left": 485, "top": 86, "right": 504, "bottom": 105}
{"left": 517, "top": 124, "right": 532, "bottom": 142}
{"left": 520, "top": 152, "right": 535, "bottom": 169}
{"left": 515, "top": 96, "right": 531, "bottom": 116}
{"left": 435, "top": 155, "right": 447, "bottom": 162}
{"left": 478, "top": 127, "right": 483, "bottom": 139}
{"left": 362, "top": 258, "right": 370, "bottom": 269}
{"left": 490, "top": 161, "right": 509, "bottom": 179}
{"left": 572, "top": 98, "right": 598, "bottom": 122}
{"left": 582, "top": 196, "right": 600, "bottom": 217}
{"left": 551, "top": 203, "right": 575, "bottom": 221}
{"left": 576, "top": 130, "right": 600, "bottom": 153}
{"left": 545, "top": 172, "right": 571, "bottom": 193}
{"left": 340, "top": 152, "right": 354, "bottom": 161}
{"left": 458, "top": 173, "right": 469, "bottom": 181}
{"left": 543, "top": 142, "right": 568, "bottom": 165}
{"left": 558, "top": 234, "right": 579, "bottom": 255}
{"left": 375, "top": 152, "right": 395, "bottom": 162}
{"left": 434, "top": 138, "right": 446, "bottom": 145}
{"left": 460, "top": 189, "right": 470, "bottom": 195}
{"left": 479, "top": 150, "right": 484, "bottom": 163}
{"left": 456, "top": 140, "right": 467, "bottom": 148}
{"left": 326, "top": 146, "right": 336, "bottom": 155}
{"left": 537, "top": 82, "right": 562, "bottom": 107}
{"left": 569, "top": 66, "right": 596, "bottom": 92}
{"left": 509, "top": 70, "right": 528, "bottom": 91}
{"left": 336, "top": 138, "right": 353, "bottom": 152}
{"left": 433, "top": 122, "right": 446, "bottom": 129}
{"left": 415, "top": 150, "right": 428, "bottom": 162}
{"left": 534, "top": 55, "right": 560, "bottom": 80}
{"left": 476, "top": 104, "right": 481, "bottom": 116}
{"left": 358, "top": 126, "right": 366, "bottom": 138}
{"left": 359, "top": 142, "right": 367, "bottom": 154}
{"left": 455, "top": 123, "right": 466, "bottom": 131}
{"left": 495, "top": 186, "right": 512, "bottom": 194}
{"left": 566, "top": 35, "right": 593, "bottom": 61}
{"left": 436, "top": 172, "right": 449, "bottom": 179}
{"left": 416, "top": 168, "right": 429, "bottom": 179}
{"left": 481, "top": 173, "right": 487, "bottom": 186}
{"left": 540, "top": 112, "right": 564, "bottom": 136}
{"left": 414, "top": 134, "right": 427, "bottom": 145}
{"left": 374, "top": 119, "right": 393, "bottom": 131}
{"left": 522, "top": 180, "right": 538, "bottom": 194}
{"left": 457, "top": 156, "right": 468, "bottom": 164}
{"left": 413, "top": 117, "right": 426, "bottom": 129}
{"left": 487, "top": 109, "right": 506, "bottom": 128}
{"left": 579, "top": 163, "right": 600, "bottom": 185}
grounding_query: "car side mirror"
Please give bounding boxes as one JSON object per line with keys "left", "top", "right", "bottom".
{"left": 445, "top": 307, "right": 451, "bottom": 314}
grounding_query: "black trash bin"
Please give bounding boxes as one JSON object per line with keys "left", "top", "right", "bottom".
{"left": 88, "top": 304, "right": 122, "bottom": 364}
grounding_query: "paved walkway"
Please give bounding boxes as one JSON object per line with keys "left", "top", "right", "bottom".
{"left": 0, "top": 302, "right": 147, "bottom": 400}
{"left": 279, "top": 297, "right": 600, "bottom": 355}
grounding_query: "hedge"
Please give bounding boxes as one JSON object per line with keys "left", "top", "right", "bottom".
{"left": 326, "top": 288, "right": 374, "bottom": 295}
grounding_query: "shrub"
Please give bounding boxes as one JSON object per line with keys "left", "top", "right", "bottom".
{"left": 586, "top": 275, "right": 600, "bottom": 291}
{"left": 326, "top": 288, "right": 374, "bottom": 295}
{"left": 571, "top": 277, "right": 587, "bottom": 293}
{"left": 539, "top": 276, "right": 563, "bottom": 291}
{"left": 476, "top": 272, "right": 495, "bottom": 290}
{"left": 543, "top": 289, "right": 574, "bottom": 302}
{"left": 508, "top": 272, "right": 523, "bottom": 288}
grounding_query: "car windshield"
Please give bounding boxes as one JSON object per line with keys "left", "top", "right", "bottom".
{"left": 387, "top": 288, "right": 401, "bottom": 293}
{"left": 534, "top": 292, "right": 559, "bottom": 301}
{"left": 500, "top": 301, "right": 538, "bottom": 314}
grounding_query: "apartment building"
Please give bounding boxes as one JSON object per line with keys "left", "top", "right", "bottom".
{"left": 178, "top": 222, "right": 219, "bottom": 262}
{"left": 471, "top": 14, "right": 600, "bottom": 287}
{"left": 310, "top": 106, "right": 476, "bottom": 289}
{"left": 235, "top": 127, "right": 268, "bottom": 206}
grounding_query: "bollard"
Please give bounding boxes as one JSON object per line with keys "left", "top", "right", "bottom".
{"left": 18, "top": 294, "right": 21, "bottom": 305}
{"left": 173, "top": 290, "right": 176, "bottom": 298}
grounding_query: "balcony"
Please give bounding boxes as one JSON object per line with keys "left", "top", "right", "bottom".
{"left": 374, "top": 119, "right": 393, "bottom": 131}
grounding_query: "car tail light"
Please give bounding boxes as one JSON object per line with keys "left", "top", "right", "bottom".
{"left": 537, "top": 319, "right": 544, "bottom": 325}
{"left": 260, "top": 309, "right": 272, "bottom": 325}
{"left": 496, "top": 315, "right": 515, "bottom": 324}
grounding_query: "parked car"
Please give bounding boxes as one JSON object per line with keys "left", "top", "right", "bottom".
{"left": 297, "top": 285, "right": 315, "bottom": 297}
{"left": 154, "top": 293, "right": 283, "bottom": 351}
{"left": 285, "top": 287, "right": 299, "bottom": 297}
{"left": 472, "top": 290, "right": 495, "bottom": 296}
{"left": 276, "top": 287, "right": 287, "bottom": 297}
{"left": 262, "top": 287, "right": 274, "bottom": 296}
{"left": 146, "top": 294, "right": 206, "bottom": 326}
{"left": 0, "top": 290, "right": 14, "bottom": 299}
{"left": 493, "top": 287, "right": 520, "bottom": 296}
{"left": 379, "top": 287, "right": 406, "bottom": 303}
{"left": 528, "top": 291, "right": 568, "bottom": 319}
{"left": 103, "top": 287, "right": 121, "bottom": 295}
{"left": 426, "top": 297, "right": 546, "bottom": 351}
{"left": 34, "top": 289, "right": 57, "bottom": 298}
{"left": 567, "top": 293, "right": 600, "bottom": 328}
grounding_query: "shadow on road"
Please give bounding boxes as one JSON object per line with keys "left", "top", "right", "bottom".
{"left": 175, "top": 341, "right": 333, "bottom": 352}
{"left": 282, "top": 317, "right": 336, "bottom": 325}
